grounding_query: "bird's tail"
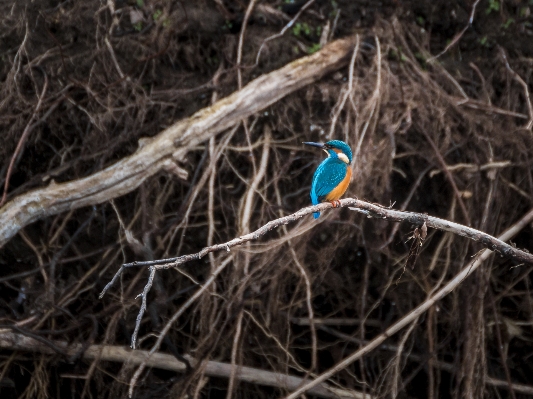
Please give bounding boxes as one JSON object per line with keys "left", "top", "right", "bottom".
{"left": 311, "top": 193, "right": 320, "bottom": 219}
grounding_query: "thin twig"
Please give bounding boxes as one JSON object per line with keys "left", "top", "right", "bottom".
{"left": 236, "top": 0, "right": 258, "bottom": 173}
{"left": 48, "top": 206, "right": 97, "bottom": 301}
{"left": 427, "top": 0, "right": 480, "bottom": 62}
{"left": 100, "top": 199, "right": 533, "bottom": 293}
{"left": 354, "top": 36, "right": 381, "bottom": 161}
{"left": 104, "top": 36, "right": 126, "bottom": 80}
{"left": 131, "top": 266, "right": 156, "bottom": 349}
{"left": 391, "top": 317, "right": 419, "bottom": 398}
{"left": 236, "top": 0, "right": 257, "bottom": 90}
{"left": 327, "top": 35, "right": 360, "bottom": 139}
{"left": 500, "top": 47, "right": 533, "bottom": 130}
{"left": 291, "top": 246, "right": 318, "bottom": 371}
{"left": 488, "top": 290, "right": 517, "bottom": 399}
{"left": 420, "top": 129, "right": 471, "bottom": 226}
{"left": 255, "top": 0, "right": 316, "bottom": 65}
{"left": 1, "top": 69, "right": 48, "bottom": 207}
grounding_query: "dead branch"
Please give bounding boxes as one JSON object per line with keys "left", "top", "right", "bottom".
{"left": 0, "top": 36, "right": 357, "bottom": 249}
{"left": 101, "top": 199, "right": 533, "bottom": 287}
{"left": 99, "top": 199, "right": 533, "bottom": 395}
{"left": 99, "top": 198, "right": 533, "bottom": 350}
{"left": 0, "top": 331, "right": 365, "bottom": 399}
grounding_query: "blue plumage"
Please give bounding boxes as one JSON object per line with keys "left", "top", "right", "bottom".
{"left": 311, "top": 159, "right": 347, "bottom": 218}
{"left": 304, "top": 140, "right": 353, "bottom": 219}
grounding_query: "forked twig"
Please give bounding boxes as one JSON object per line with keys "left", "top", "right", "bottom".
{"left": 98, "top": 198, "right": 533, "bottom": 395}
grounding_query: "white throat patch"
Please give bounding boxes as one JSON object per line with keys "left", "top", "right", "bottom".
{"left": 337, "top": 152, "right": 350, "bottom": 164}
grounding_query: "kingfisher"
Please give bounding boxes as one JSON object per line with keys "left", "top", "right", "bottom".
{"left": 304, "top": 140, "right": 353, "bottom": 219}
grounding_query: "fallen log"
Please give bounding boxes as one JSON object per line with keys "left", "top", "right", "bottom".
{"left": 0, "top": 331, "right": 364, "bottom": 399}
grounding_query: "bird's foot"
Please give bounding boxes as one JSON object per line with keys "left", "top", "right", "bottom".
{"left": 330, "top": 200, "right": 341, "bottom": 208}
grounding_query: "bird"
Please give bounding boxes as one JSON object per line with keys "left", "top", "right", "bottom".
{"left": 303, "top": 140, "right": 353, "bottom": 219}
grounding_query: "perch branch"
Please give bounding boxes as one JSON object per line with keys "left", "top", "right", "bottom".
{"left": 0, "top": 36, "right": 357, "bottom": 249}
{"left": 0, "top": 331, "right": 365, "bottom": 399}
{"left": 101, "top": 198, "right": 533, "bottom": 295}
{"left": 99, "top": 199, "right": 533, "bottom": 393}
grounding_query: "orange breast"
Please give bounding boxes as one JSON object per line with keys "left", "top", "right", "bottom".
{"left": 325, "top": 166, "right": 352, "bottom": 201}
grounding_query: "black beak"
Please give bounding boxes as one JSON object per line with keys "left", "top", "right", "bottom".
{"left": 303, "top": 142, "right": 325, "bottom": 149}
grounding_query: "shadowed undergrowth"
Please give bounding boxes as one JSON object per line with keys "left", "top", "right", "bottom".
{"left": 1, "top": 1, "right": 533, "bottom": 398}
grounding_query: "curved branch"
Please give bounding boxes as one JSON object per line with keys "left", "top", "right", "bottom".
{"left": 99, "top": 200, "right": 533, "bottom": 397}
{"left": 102, "top": 198, "right": 533, "bottom": 297}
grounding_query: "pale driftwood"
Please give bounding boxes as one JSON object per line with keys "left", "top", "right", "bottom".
{"left": 0, "top": 37, "right": 357, "bottom": 249}
{"left": 0, "top": 331, "right": 366, "bottom": 399}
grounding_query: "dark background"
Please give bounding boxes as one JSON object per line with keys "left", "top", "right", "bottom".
{"left": 1, "top": 0, "right": 533, "bottom": 398}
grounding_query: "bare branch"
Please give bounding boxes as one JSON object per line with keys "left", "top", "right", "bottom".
{"left": 100, "top": 199, "right": 533, "bottom": 295}
{"left": 98, "top": 200, "right": 533, "bottom": 395}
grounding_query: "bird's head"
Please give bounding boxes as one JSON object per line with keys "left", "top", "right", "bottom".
{"left": 303, "top": 140, "right": 353, "bottom": 165}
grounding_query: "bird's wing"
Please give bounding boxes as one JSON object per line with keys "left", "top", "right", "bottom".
{"left": 311, "top": 159, "right": 347, "bottom": 204}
